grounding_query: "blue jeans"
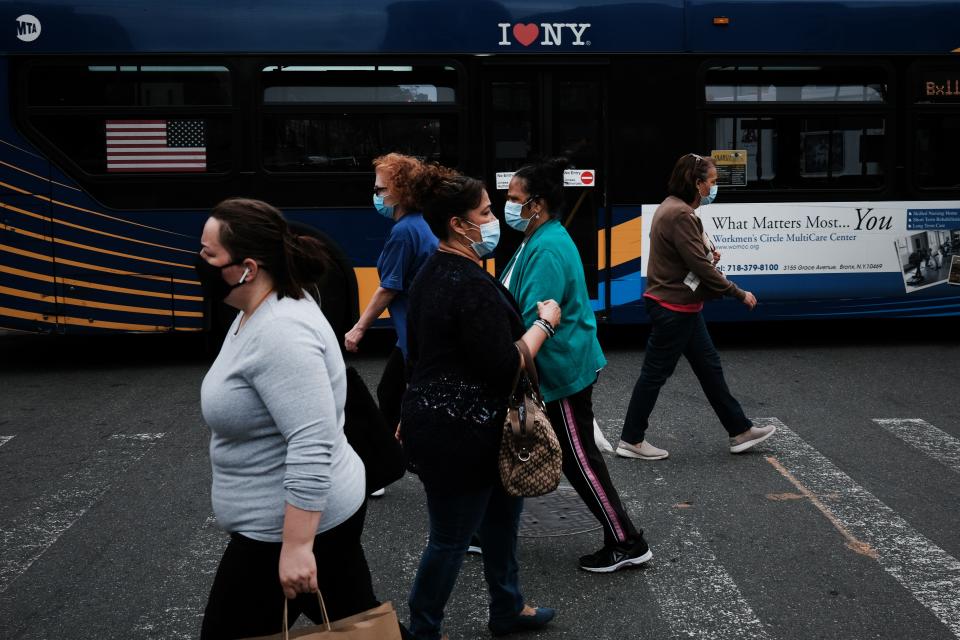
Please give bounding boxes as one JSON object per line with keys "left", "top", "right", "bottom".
{"left": 620, "top": 298, "right": 752, "bottom": 444}
{"left": 408, "top": 484, "right": 525, "bottom": 640}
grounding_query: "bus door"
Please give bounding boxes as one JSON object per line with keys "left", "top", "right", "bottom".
{"left": 0, "top": 157, "right": 58, "bottom": 332}
{"left": 482, "top": 64, "right": 607, "bottom": 315}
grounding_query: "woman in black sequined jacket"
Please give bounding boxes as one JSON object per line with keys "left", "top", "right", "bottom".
{"left": 400, "top": 166, "right": 561, "bottom": 640}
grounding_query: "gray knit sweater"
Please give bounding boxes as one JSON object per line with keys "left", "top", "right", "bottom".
{"left": 200, "top": 292, "right": 364, "bottom": 542}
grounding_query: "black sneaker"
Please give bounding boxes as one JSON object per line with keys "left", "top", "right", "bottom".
{"left": 578, "top": 538, "right": 653, "bottom": 573}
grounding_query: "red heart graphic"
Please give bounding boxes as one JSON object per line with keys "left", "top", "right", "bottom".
{"left": 513, "top": 23, "right": 539, "bottom": 47}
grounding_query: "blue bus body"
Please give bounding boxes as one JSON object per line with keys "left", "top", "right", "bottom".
{"left": 1, "top": 1, "right": 959, "bottom": 333}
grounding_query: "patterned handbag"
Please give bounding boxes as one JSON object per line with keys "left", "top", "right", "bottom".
{"left": 498, "top": 340, "right": 562, "bottom": 497}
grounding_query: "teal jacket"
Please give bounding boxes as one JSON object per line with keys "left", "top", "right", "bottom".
{"left": 500, "top": 218, "right": 607, "bottom": 403}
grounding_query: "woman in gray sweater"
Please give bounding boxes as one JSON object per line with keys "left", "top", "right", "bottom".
{"left": 196, "top": 198, "right": 378, "bottom": 639}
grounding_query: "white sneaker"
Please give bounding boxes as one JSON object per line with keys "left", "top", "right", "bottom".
{"left": 369, "top": 488, "right": 386, "bottom": 497}
{"left": 729, "top": 424, "right": 777, "bottom": 453}
{"left": 593, "top": 419, "right": 614, "bottom": 453}
{"left": 615, "top": 439, "right": 669, "bottom": 460}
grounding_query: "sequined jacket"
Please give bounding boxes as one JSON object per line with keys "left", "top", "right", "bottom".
{"left": 401, "top": 252, "right": 524, "bottom": 493}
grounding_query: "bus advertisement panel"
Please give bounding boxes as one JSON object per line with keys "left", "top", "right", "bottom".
{"left": 640, "top": 201, "right": 960, "bottom": 311}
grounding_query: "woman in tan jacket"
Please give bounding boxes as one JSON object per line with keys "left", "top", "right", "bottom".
{"left": 616, "top": 153, "right": 776, "bottom": 460}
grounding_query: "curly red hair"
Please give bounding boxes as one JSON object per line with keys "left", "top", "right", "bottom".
{"left": 372, "top": 153, "right": 424, "bottom": 213}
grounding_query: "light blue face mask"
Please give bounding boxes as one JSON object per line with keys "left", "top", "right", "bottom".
{"left": 700, "top": 184, "right": 719, "bottom": 206}
{"left": 373, "top": 193, "right": 395, "bottom": 219}
{"left": 504, "top": 199, "right": 536, "bottom": 232}
{"left": 462, "top": 219, "right": 501, "bottom": 258}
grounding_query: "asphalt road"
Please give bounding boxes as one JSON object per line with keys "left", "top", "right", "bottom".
{"left": 1, "top": 321, "right": 958, "bottom": 640}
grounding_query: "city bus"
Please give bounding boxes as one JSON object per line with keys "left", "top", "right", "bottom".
{"left": 1, "top": 0, "right": 959, "bottom": 335}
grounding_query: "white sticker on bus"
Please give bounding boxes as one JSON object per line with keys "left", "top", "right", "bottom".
{"left": 564, "top": 169, "right": 596, "bottom": 187}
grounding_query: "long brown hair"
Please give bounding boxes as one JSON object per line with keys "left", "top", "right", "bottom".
{"left": 210, "top": 198, "right": 328, "bottom": 300}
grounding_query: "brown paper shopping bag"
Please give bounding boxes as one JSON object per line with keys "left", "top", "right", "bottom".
{"left": 244, "top": 594, "right": 402, "bottom": 640}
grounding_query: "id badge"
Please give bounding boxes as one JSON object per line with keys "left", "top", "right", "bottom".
{"left": 683, "top": 271, "right": 700, "bottom": 291}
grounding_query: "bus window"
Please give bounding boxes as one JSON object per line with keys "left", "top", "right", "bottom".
{"left": 259, "top": 63, "right": 460, "bottom": 173}
{"left": 20, "top": 60, "right": 234, "bottom": 179}
{"left": 261, "top": 65, "right": 457, "bottom": 104}
{"left": 911, "top": 65, "right": 960, "bottom": 191}
{"left": 261, "top": 115, "right": 457, "bottom": 172}
{"left": 702, "top": 62, "right": 890, "bottom": 193}
{"left": 27, "top": 64, "right": 231, "bottom": 106}
{"left": 706, "top": 115, "right": 885, "bottom": 190}
{"left": 913, "top": 116, "right": 960, "bottom": 190}
{"left": 705, "top": 65, "right": 887, "bottom": 103}
{"left": 707, "top": 116, "right": 778, "bottom": 185}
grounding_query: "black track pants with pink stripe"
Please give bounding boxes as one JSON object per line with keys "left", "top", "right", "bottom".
{"left": 545, "top": 383, "right": 643, "bottom": 549}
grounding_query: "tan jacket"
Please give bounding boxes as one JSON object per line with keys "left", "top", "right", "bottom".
{"left": 645, "top": 196, "right": 745, "bottom": 304}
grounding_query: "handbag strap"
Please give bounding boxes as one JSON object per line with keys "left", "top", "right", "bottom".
{"left": 282, "top": 591, "right": 331, "bottom": 639}
{"left": 513, "top": 339, "right": 540, "bottom": 390}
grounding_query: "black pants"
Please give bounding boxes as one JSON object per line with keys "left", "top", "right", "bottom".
{"left": 377, "top": 347, "right": 407, "bottom": 432}
{"left": 546, "top": 383, "right": 642, "bottom": 549}
{"left": 620, "top": 299, "right": 751, "bottom": 444}
{"left": 200, "top": 503, "right": 379, "bottom": 640}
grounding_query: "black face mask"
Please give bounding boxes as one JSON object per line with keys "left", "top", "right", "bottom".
{"left": 194, "top": 255, "right": 247, "bottom": 302}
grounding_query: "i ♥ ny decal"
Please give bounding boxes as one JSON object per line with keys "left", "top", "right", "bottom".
{"left": 498, "top": 22, "right": 591, "bottom": 47}
{"left": 512, "top": 23, "right": 539, "bottom": 46}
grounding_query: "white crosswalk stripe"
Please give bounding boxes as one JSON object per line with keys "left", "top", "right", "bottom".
{"left": 651, "top": 518, "right": 771, "bottom": 640}
{"left": 0, "top": 435, "right": 14, "bottom": 448}
{"left": 872, "top": 419, "right": 960, "bottom": 474}
{"left": 761, "top": 418, "right": 960, "bottom": 637}
{"left": 0, "top": 433, "right": 165, "bottom": 594}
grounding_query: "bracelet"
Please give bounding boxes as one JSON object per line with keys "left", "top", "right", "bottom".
{"left": 533, "top": 318, "right": 556, "bottom": 338}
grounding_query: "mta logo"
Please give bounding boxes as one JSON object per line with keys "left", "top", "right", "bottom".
{"left": 498, "top": 22, "right": 591, "bottom": 47}
{"left": 16, "top": 14, "right": 41, "bottom": 42}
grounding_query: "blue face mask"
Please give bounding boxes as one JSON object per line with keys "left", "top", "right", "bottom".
{"left": 504, "top": 199, "right": 536, "bottom": 232}
{"left": 700, "top": 184, "right": 719, "bottom": 206}
{"left": 462, "top": 219, "right": 501, "bottom": 258}
{"left": 373, "top": 193, "right": 395, "bottom": 219}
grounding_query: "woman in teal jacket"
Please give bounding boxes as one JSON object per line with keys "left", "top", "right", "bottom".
{"left": 500, "top": 158, "right": 651, "bottom": 573}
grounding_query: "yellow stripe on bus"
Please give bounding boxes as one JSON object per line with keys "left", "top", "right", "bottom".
{"left": 0, "top": 200, "right": 194, "bottom": 254}
{"left": 0, "top": 305, "right": 177, "bottom": 332}
{"left": 0, "top": 264, "right": 202, "bottom": 302}
{"left": 0, "top": 159, "right": 82, "bottom": 192}
{"left": 0, "top": 243, "right": 200, "bottom": 285}
{"left": 598, "top": 229, "right": 607, "bottom": 270}
{"left": 609, "top": 217, "right": 642, "bottom": 269}
{"left": 0, "top": 178, "right": 194, "bottom": 238}
{"left": 8, "top": 226, "right": 193, "bottom": 269}
{"left": 355, "top": 267, "right": 389, "bottom": 319}
{"left": 0, "top": 285, "right": 202, "bottom": 318}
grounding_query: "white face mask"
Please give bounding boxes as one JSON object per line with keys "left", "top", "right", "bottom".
{"left": 505, "top": 198, "right": 537, "bottom": 232}
{"left": 700, "top": 184, "right": 719, "bottom": 206}
{"left": 460, "top": 219, "right": 501, "bottom": 258}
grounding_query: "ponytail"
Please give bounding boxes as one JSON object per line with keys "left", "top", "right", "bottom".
{"left": 210, "top": 198, "right": 329, "bottom": 300}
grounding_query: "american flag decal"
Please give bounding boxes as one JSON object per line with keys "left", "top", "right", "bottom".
{"left": 106, "top": 119, "right": 206, "bottom": 172}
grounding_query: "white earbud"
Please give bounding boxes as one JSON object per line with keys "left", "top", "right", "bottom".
{"left": 238, "top": 267, "right": 251, "bottom": 284}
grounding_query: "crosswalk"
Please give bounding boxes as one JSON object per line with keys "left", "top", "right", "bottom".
{"left": 872, "top": 418, "right": 960, "bottom": 474}
{"left": 650, "top": 518, "right": 772, "bottom": 640}
{"left": 0, "top": 417, "right": 958, "bottom": 639}
{"left": 762, "top": 418, "right": 960, "bottom": 637}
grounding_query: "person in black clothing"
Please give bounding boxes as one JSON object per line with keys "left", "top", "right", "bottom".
{"left": 401, "top": 165, "right": 560, "bottom": 640}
